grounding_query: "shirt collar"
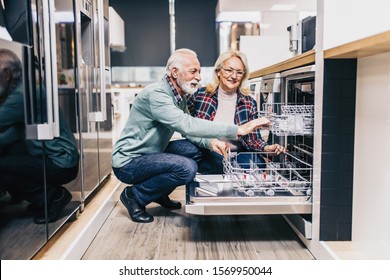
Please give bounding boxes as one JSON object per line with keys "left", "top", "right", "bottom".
{"left": 214, "top": 85, "right": 246, "bottom": 104}
{"left": 165, "top": 74, "right": 183, "bottom": 103}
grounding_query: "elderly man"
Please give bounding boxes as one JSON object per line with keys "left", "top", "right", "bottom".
{"left": 112, "top": 48, "right": 270, "bottom": 223}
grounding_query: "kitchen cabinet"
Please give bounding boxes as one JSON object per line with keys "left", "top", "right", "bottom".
{"left": 249, "top": 50, "right": 315, "bottom": 79}
{"left": 322, "top": 0, "right": 390, "bottom": 51}
{"left": 109, "top": 7, "right": 125, "bottom": 52}
{"left": 320, "top": 1, "right": 390, "bottom": 260}
{"left": 247, "top": 0, "right": 390, "bottom": 260}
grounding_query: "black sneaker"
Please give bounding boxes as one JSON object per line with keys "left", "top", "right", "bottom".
{"left": 120, "top": 187, "right": 154, "bottom": 223}
{"left": 34, "top": 186, "right": 72, "bottom": 224}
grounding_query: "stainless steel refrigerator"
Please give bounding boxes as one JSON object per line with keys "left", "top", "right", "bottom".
{"left": 74, "top": 0, "right": 112, "bottom": 203}
{"left": 0, "top": 0, "right": 111, "bottom": 259}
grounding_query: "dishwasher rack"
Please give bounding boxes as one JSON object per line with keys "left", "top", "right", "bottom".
{"left": 222, "top": 151, "right": 312, "bottom": 198}
{"left": 185, "top": 151, "right": 313, "bottom": 215}
{"left": 261, "top": 103, "right": 314, "bottom": 136}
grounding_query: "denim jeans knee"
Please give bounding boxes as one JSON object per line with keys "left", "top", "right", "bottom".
{"left": 113, "top": 153, "right": 197, "bottom": 205}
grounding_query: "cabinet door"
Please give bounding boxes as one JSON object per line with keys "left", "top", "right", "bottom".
{"left": 0, "top": 39, "right": 48, "bottom": 260}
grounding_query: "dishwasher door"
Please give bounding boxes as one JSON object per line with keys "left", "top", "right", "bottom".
{"left": 185, "top": 152, "right": 312, "bottom": 215}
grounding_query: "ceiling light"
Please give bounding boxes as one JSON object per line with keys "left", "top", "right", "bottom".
{"left": 216, "top": 11, "right": 261, "bottom": 23}
{"left": 269, "top": 4, "right": 297, "bottom": 11}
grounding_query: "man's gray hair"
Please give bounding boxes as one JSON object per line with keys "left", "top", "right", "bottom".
{"left": 0, "top": 48, "right": 22, "bottom": 86}
{"left": 165, "top": 48, "right": 197, "bottom": 77}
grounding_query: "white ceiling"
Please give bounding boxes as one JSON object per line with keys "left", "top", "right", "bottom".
{"left": 216, "top": 0, "right": 316, "bottom": 13}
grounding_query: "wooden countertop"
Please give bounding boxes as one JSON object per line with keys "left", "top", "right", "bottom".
{"left": 249, "top": 30, "right": 390, "bottom": 79}
{"left": 249, "top": 49, "right": 315, "bottom": 79}
{"left": 324, "top": 30, "right": 390, "bottom": 59}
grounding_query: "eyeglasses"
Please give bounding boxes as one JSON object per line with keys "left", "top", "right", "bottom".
{"left": 221, "top": 67, "right": 246, "bottom": 78}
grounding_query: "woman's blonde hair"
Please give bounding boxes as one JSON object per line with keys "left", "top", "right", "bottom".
{"left": 206, "top": 49, "right": 250, "bottom": 95}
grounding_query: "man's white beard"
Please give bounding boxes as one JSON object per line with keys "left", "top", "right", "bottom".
{"left": 177, "top": 75, "right": 197, "bottom": 95}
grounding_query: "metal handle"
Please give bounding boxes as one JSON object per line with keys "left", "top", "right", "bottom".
{"left": 48, "top": 0, "right": 60, "bottom": 136}
{"left": 88, "top": 66, "right": 103, "bottom": 122}
{"left": 97, "top": 0, "right": 107, "bottom": 122}
{"left": 26, "top": 0, "right": 59, "bottom": 140}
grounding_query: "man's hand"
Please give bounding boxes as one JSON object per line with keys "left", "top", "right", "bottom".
{"left": 210, "top": 139, "right": 228, "bottom": 158}
{"left": 237, "top": 117, "right": 270, "bottom": 136}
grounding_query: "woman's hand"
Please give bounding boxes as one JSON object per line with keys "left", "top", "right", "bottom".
{"left": 210, "top": 139, "right": 228, "bottom": 158}
{"left": 264, "top": 143, "right": 286, "bottom": 155}
{"left": 237, "top": 117, "right": 270, "bottom": 136}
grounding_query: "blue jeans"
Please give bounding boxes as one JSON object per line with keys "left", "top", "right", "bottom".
{"left": 112, "top": 140, "right": 198, "bottom": 206}
{"left": 235, "top": 153, "right": 266, "bottom": 169}
{"left": 0, "top": 154, "right": 78, "bottom": 207}
{"left": 165, "top": 139, "right": 224, "bottom": 174}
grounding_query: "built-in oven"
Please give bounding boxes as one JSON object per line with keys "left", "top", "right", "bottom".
{"left": 185, "top": 67, "right": 315, "bottom": 228}
{"left": 258, "top": 73, "right": 281, "bottom": 110}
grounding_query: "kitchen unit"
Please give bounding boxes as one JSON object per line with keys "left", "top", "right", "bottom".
{"left": 245, "top": 0, "right": 390, "bottom": 260}
{"left": 317, "top": 0, "right": 390, "bottom": 260}
{"left": 246, "top": 45, "right": 352, "bottom": 260}
{"left": 0, "top": 0, "right": 111, "bottom": 260}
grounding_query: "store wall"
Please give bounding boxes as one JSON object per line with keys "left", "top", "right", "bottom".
{"left": 109, "top": 0, "right": 218, "bottom": 67}
{"left": 353, "top": 52, "right": 390, "bottom": 257}
{"left": 323, "top": 0, "right": 390, "bottom": 50}
{"left": 175, "top": 0, "right": 218, "bottom": 66}
{"left": 109, "top": 0, "right": 170, "bottom": 66}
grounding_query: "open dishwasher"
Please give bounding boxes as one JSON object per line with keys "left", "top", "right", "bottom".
{"left": 185, "top": 150, "right": 313, "bottom": 215}
{"left": 185, "top": 65, "right": 315, "bottom": 225}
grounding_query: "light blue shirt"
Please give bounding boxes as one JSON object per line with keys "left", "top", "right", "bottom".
{"left": 112, "top": 78, "right": 238, "bottom": 168}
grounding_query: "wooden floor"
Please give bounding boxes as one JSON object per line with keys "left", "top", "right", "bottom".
{"left": 81, "top": 185, "right": 315, "bottom": 260}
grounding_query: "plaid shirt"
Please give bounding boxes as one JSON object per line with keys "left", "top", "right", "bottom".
{"left": 187, "top": 87, "right": 268, "bottom": 152}
{"left": 165, "top": 74, "right": 183, "bottom": 103}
